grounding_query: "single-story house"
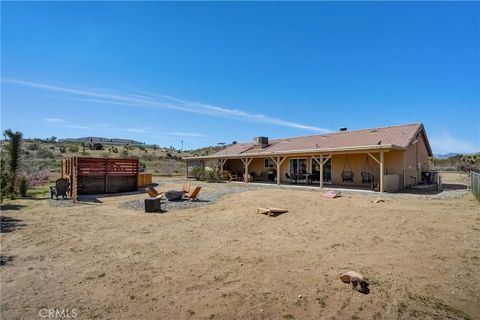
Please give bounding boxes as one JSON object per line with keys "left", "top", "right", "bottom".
{"left": 184, "top": 123, "right": 433, "bottom": 192}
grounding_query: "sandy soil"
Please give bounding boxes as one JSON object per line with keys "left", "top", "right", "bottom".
{"left": 1, "top": 176, "right": 479, "bottom": 320}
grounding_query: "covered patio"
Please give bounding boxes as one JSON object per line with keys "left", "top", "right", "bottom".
{"left": 185, "top": 147, "right": 394, "bottom": 192}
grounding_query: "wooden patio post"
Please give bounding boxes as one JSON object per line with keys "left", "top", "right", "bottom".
{"left": 241, "top": 158, "right": 253, "bottom": 183}
{"left": 276, "top": 156, "right": 281, "bottom": 185}
{"left": 219, "top": 159, "right": 226, "bottom": 179}
{"left": 320, "top": 155, "right": 324, "bottom": 188}
{"left": 380, "top": 150, "right": 385, "bottom": 192}
{"left": 185, "top": 159, "right": 189, "bottom": 178}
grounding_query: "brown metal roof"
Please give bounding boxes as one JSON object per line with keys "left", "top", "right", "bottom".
{"left": 188, "top": 123, "right": 432, "bottom": 159}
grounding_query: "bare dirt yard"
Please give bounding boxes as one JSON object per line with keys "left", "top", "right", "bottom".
{"left": 1, "top": 172, "right": 479, "bottom": 320}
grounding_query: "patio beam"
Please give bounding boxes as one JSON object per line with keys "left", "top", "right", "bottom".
{"left": 322, "top": 154, "right": 332, "bottom": 165}
{"left": 367, "top": 152, "right": 381, "bottom": 165}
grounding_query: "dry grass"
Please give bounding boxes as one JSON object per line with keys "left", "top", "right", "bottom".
{"left": 0, "top": 176, "right": 478, "bottom": 320}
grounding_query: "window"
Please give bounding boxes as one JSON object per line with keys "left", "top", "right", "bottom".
{"left": 264, "top": 158, "right": 274, "bottom": 168}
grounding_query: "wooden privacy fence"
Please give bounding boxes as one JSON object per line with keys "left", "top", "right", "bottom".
{"left": 62, "top": 157, "right": 139, "bottom": 201}
{"left": 471, "top": 171, "right": 480, "bottom": 202}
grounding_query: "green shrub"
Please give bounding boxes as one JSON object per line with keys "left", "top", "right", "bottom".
{"left": 68, "top": 145, "right": 79, "bottom": 153}
{"left": 190, "top": 167, "right": 204, "bottom": 180}
{"left": 204, "top": 167, "right": 222, "bottom": 183}
{"left": 27, "top": 143, "right": 39, "bottom": 151}
{"left": 120, "top": 149, "right": 129, "bottom": 158}
{"left": 37, "top": 148, "right": 55, "bottom": 159}
{"left": 18, "top": 176, "right": 28, "bottom": 197}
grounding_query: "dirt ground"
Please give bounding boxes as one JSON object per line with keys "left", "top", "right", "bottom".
{"left": 1, "top": 173, "right": 479, "bottom": 320}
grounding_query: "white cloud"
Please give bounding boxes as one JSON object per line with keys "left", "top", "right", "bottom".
{"left": 44, "top": 118, "right": 64, "bottom": 122}
{"left": 64, "top": 125, "right": 94, "bottom": 131}
{"left": 4, "top": 79, "right": 331, "bottom": 133}
{"left": 124, "top": 128, "right": 147, "bottom": 134}
{"left": 169, "top": 132, "right": 205, "bottom": 137}
{"left": 430, "top": 130, "right": 480, "bottom": 154}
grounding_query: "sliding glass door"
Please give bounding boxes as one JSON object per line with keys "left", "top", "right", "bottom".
{"left": 289, "top": 159, "right": 307, "bottom": 175}
{"left": 311, "top": 158, "right": 332, "bottom": 183}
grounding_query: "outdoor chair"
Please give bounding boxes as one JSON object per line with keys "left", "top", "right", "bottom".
{"left": 229, "top": 172, "right": 241, "bottom": 181}
{"left": 361, "top": 172, "right": 374, "bottom": 184}
{"left": 50, "top": 178, "right": 70, "bottom": 200}
{"left": 341, "top": 171, "right": 354, "bottom": 182}
{"left": 182, "top": 181, "right": 190, "bottom": 193}
{"left": 185, "top": 186, "right": 202, "bottom": 201}
{"left": 145, "top": 186, "right": 164, "bottom": 199}
{"left": 285, "top": 173, "right": 293, "bottom": 184}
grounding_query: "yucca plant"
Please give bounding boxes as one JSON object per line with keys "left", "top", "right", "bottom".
{"left": 4, "top": 129, "right": 23, "bottom": 199}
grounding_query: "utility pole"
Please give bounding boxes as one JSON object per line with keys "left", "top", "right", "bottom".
{"left": 181, "top": 140, "right": 184, "bottom": 151}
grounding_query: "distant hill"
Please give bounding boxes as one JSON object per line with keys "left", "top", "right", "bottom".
{"left": 433, "top": 153, "right": 458, "bottom": 159}
{"left": 59, "top": 137, "right": 144, "bottom": 145}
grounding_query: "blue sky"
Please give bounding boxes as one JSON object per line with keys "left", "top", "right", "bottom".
{"left": 1, "top": 2, "right": 479, "bottom": 153}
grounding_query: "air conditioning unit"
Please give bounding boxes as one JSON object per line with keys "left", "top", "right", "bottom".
{"left": 253, "top": 136, "right": 269, "bottom": 148}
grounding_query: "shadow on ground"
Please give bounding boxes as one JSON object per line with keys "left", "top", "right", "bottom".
{"left": 0, "top": 216, "right": 26, "bottom": 233}
{"left": 0, "top": 255, "right": 14, "bottom": 266}
{"left": 0, "top": 204, "right": 26, "bottom": 211}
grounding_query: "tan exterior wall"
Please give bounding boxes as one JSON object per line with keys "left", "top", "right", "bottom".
{"left": 403, "top": 132, "right": 430, "bottom": 187}
{"left": 330, "top": 153, "right": 380, "bottom": 185}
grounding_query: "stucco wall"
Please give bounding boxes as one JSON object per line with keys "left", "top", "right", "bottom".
{"left": 403, "top": 132, "right": 430, "bottom": 186}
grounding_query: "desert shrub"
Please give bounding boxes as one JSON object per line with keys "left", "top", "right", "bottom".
{"left": 27, "top": 143, "right": 39, "bottom": 151}
{"left": 80, "top": 151, "right": 90, "bottom": 156}
{"left": 18, "top": 176, "right": 28, "bottom": 197}
{"left": 90, "top": 143, "right": 104, "bottom": 150}
{"left": 59, "top": 146, "right": 66, "bottom": 153}
{"left": 137, "top": 145, "right": 146, "bottom": 152}
{"left": 68, "top": 145, "right": 79, "bottom": 153}
{"left": 37, "top": 148, "right": 55, "bottom": 159}
{"left": 120, "top": 149, "right": 129, "bottom": 158}
{"left": 190, "top": 166, "right": 204, "bottom": 180}
{"left": 204, "top": 167, "right": 222, "bottom": 183}
{"left": 111, "top": 147, "right": 119, "bottom": 153}
{"left": 140, "top": 154, "right": 156, "bottom": 161}
{"left": 139, "top": 161, "right": 146, "bottom": 172}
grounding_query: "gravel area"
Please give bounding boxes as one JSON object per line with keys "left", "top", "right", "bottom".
{"left": 119, "top": 186, "right": 249, "bottom": 212}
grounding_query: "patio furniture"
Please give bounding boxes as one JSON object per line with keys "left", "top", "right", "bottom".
{"left": 341, "top": 171, "right": 355, "bottom": 182}
{"left": 361, "top": 172, "right": 374, "bottom": 184}
{"left": 285, "top": 173, "right": 295, "bottom": 184}
{"left": 229, "top": 172, "right": 241, "bottom": 181}
{"left": 50, "top": 178, "right": 70, "bottom": 200}
{"left": 144, "top": 197, "right": 162, "bottom": 212}
{"left": 341, "top": 156, "right": 355, "bottom": 182}
{"left": 185, "top": 186, "right": 202, "bottom": 201}
{"left": 145, "top": 186, "right": 164, "bottom": 199}
{"left": 182, "top": 181, "right": 191, "bottom": 193}
{"left": 361, "top": 156, "right": 374, "bottom": 184}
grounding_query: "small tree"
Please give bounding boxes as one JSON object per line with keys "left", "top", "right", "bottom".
{"left": 4, "top": 129, "right": 23, "bottom": 199}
